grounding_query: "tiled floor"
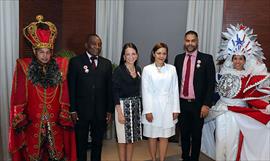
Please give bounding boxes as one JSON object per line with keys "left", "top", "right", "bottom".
{"left": 100, "top": 139, "right": 179, "bottom": 161}
{"left": 87, "top": 139, "right": 214, "bottom": 161}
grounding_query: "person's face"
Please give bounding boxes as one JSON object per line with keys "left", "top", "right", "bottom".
{"left": 153, "top": 47, "right": 167, "bottom": 66}
{"left": 232, "top": 55, "right": 245, "bottom": 71}
{"left": 35, "top": 48, "right": 52, "bottom": 64}
{"left": 86, "top": 36, "right": 102, "bottom": 56}
{"left": 124, "top": 47, "right": 138, "bottom": 65}
{"left": 184, "top": 34, "right": 198, "bottom": 52}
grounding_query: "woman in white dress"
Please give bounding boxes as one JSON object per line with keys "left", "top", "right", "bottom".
{"left": 142, "top": 42, "right": 180, "bottom": 161}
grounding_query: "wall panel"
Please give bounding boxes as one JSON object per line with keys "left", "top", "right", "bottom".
{"left": 19, "top": 0, "right": 62, "bottom": 57}
{"left": 19, "top": 0, "right": 96, "bottom": 57}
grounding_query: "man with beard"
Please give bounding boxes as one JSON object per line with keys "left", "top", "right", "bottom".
{"left": 8, "top": 15, "right": 76, "bottom": 161}
{"left": 174, "top": 31, "right": 215, "bottom": 161}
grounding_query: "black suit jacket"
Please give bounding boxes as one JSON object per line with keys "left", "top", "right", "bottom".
{"left": 174, "top": 52, "right": 215, "bottom": 107}
{"left": 68, "top": 53, "right": 113, "bottom": 121}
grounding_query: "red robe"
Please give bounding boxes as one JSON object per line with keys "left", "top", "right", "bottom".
{"left": 227, "top": 74, "right": 270, "bottom": 161}
{"left": 228, "top": 74, "right": 270, "bottom": 124}
{"left": 8, "top": 57, "right": 77, "bottom": 161}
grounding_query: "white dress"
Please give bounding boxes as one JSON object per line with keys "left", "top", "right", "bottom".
{"left": 141, "top": 63, "right": 180, "bottom": 138}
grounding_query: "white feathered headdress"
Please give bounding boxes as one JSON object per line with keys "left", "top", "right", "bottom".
{"left": 218, "top": 24, "right": 267, "bottom": 75}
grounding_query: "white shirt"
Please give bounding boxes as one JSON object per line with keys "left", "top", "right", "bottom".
{"left": 86, "top": 51, "right": 98, "bottom": 66}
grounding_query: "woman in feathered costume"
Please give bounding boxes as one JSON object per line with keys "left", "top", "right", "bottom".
{"left": 204, "top": 24, "right": 270, "bottom": 161}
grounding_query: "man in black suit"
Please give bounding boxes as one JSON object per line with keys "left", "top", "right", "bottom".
{"left": 68, "top": 34, "right": 113, "bottom": 161}
{"left": 174, "top": 31, "right": 215, "bottom": 161}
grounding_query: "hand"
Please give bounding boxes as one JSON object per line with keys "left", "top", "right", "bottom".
{"left": 266, "top": 105, "right": 270, "bottom": 113}
{"left": 71, "top": 112, "right": 79, "bottom": 124}
{"left": 116, "top": 105, "right": 125, "bottom": 124}
{"left": 173, "top": 113, "right": 179, "bottom": 120}
{"left": 106, "top": 112, "right": 112, "bottom": 124}
{"left": 259, "top": 109, "right": 270, "bottom": 115}
{"left": 200, "top": 105, "right": 209, "bottom": 118}
{"left": 146, "top": 113, "right": 153, "bottom": 122}
{"left": 260, "top": 105, "right": 270, "bottom": 115}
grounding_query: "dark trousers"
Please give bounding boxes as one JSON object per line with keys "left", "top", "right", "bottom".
{"left": 75, "top": 119, "right": 106, "bottom": 161}
{"left": 180, "top": 99, "right": 204, "bottom": 161}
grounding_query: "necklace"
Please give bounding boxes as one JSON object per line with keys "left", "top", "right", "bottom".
{"left": 35, "top": 85, "right": 59, "bottom": 104}
{"left": 128, "top": 68, "right": 136, "bottom": 73}
{"left": 125, "top": 63, "right": 136, "bottom": 75}
{"left": 125, "top": 64, "right": 137, "bottom": 78}
{"left": 156, "top": 66, "right": 162, "bottom": 73}
{"left": 155, "top": 63, "right": 164, "bottom": 73}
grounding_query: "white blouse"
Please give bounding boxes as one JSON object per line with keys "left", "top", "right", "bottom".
{"left": 142, "top": 63, "right": 180, "bottom": 128}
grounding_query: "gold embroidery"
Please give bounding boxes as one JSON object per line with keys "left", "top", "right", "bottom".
{"left": 35, "top": 85, "right": 59, "bottom": 104}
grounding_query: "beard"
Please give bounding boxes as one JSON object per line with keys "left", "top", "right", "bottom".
{"left": 184, "top": 44, "right": 198, "bottom": 52}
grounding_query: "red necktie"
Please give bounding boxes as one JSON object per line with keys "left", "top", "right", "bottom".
{"left": 90, "top": 56, "right": 97, "bottom": 69}
{"left": 183, "top": 55, "right": 191, "bottom": 96}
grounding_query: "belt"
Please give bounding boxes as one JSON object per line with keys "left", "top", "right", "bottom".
{"left": 180, "top": 98, "right": 195, "bottom": 102}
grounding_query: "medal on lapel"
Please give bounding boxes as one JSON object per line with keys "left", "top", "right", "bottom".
{"left": 83, "top": 65, "right": 89, "bottom": 73}
{"left": 196, "top": 60, "right": 201, "bottom": 68}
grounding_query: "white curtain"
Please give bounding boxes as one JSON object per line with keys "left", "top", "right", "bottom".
{"left": 0, "top": 1, "right": 19, "bottom": 161}
{"left": 96, "top": 0, "right": 124, "bottom": 65}
{"left": 186, "top": 0, "right": 224, "bottom": 58}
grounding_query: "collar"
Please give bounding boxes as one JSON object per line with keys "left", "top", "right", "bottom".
{"left": 185, "top": 50, "right": 197, "bottom": 57}
{"left": 28, "top": 58, "right": 62, "bottom": 88}
{"left": 86, "top": 51, "right": 98, "bottom": 59}
{"left": 152, "top": 62, "right": 167, "bottom": 68}
{"left": 220, "top": 67, "right": 249, "bottom": 77}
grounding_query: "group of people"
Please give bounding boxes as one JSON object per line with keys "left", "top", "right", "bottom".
{"left": 8, "top": 15, "right": 270, "bottom": 161}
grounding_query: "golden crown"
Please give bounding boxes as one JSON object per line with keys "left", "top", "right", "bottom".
{"left": 23, "top": 15, "right": 57, "bottom": 49}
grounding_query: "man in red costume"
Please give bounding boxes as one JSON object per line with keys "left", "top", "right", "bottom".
{"left": 8, "top": 15, "right": 76, "bottom": 161}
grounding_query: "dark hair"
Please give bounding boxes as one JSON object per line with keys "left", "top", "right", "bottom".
{"left": 150, "top": 42, "right": 168, "bottom": 63}
{"left": 232, "top": 55, "right": 246, "bottom": 61}
{"left": 119, "top": 42, "right": 138, "bottom": 66}
{"left": 185, "top": 30, "right": 198, "bottom": 38}
{"left": 217, "top": 59, "right": 225, "bottom": 66}
{"left": 85, "top": 33, "right": 101, "bottom": 43}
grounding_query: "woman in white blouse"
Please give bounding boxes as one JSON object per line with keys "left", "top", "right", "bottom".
{"left": 142, "top": 42, "right": 180, "bottom": 161}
